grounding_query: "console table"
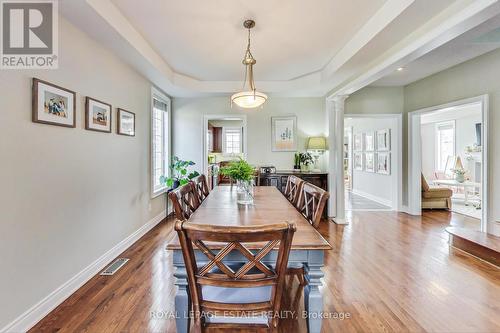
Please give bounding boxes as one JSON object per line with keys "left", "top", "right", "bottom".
{"left": 258, "top": 170, "right": 328, "bottom": 216}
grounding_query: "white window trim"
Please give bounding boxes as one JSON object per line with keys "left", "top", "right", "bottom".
{"left": 222, "top": 126, "right": 243, "bottom": 155}
{"left": 151, "top": 87, "right": 171, "bottom": 198}
{"left": 435, "top": 120, "right": 455, "bottom": 172}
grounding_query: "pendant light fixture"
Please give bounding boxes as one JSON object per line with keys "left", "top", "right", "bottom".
{"left": 231, "top": 20, "right": 267, "bottom": 109}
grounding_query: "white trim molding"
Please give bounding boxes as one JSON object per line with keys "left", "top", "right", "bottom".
{"left": 0, "top": 211, "right": 167, "bottom": 333}
{"left": 407, "top": 95, "right": 490, "bottom": 233}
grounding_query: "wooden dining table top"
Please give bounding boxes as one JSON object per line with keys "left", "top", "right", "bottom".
{"left": 166, "top": 186, "right": 332, "bottom": 250}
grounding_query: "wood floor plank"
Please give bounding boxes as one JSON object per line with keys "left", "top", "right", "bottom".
{"left": 29, "top": 210, "right": 500, "bottom": 333}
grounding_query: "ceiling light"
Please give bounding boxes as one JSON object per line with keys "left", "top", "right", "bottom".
{"left": 231, "top": 20, "right": 267, "bottom": 109}
{"left": 397, "top": 67, "right": 405, "bottom": 71}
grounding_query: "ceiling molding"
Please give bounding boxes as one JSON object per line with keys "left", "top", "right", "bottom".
{"left": 59, "top": 0, "right": 500, "bottom": 98}
{"left": 327, "top": 0, "right": 500, "bottom": 98}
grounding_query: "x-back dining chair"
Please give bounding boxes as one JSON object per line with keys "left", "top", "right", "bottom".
{"left": 190, "top": 174, "right": 210, "bottom": 204}
{"left": 296, "top": 182, "right": 330, "bottom": 229}
{"left": 289, "top": 182, "right": 329, "bottom": 285}
{"left": 168, "top": 183, "right": 201, "bottom": 221}
{"left": 283, "top": 175, "right": 304, "bottom": 208}
{"left": 175, "top": 220, "right": 296, "bottom": 333}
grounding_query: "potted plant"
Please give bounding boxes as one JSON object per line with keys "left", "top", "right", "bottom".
{"left": 293, "top": 153, "right": 301, "bottom": 170}
{"left": 299, "top": 152, "right": 314, "bottom": 171}
{"left": 219, "top": 159, "right": 255, "bottom": 204}
{"left": 451, "top": 168, "right": 467, "bottom": 183}
{"left": 160, "top": 156, "right": 200, "bottom": 189}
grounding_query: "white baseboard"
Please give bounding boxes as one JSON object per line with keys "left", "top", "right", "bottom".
{"left": 332, "top": 217, "right": 349, "bottom": 225}
{"left": 1, "top": 211, "right": 166, "bottom": 333}
{"left": 351, "top": 189, "right": 393, "bottom": 208}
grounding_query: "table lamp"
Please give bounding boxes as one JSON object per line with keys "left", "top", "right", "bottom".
{"left": 307, "top": 137, "right": 326, "bottom": 171}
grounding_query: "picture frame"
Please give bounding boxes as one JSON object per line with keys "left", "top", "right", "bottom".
{"left": 85, "top": 97, "right": 112, "bottom": 133}
{"left": 354, "top": 152, "right": 363, "bottom": 170}
{"left": 376, "top": 129, "right": 391, "bottom": 151}
{"left": 271, "top": 115, "right": 297, "bottom": 152}
{"left": 365, "top": 152, "right": 375, "bottom": 172}
{"left": 353, "top": 133, "right": 363, "bottom": 151}
{"left": 364, "top": 132, "right": 375, "bottom": 151}
{"left": 376, "top": 152, "right": 391, "bottom": 175}
{"left": 117, "top": 109, "right": 136, "bottom": 136}
{"left": 32, "top": 78, "right": 76, "bottom": 128}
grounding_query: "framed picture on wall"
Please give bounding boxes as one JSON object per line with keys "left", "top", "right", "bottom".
{"left": 271, "top": 116, "right": 297, "bottom": 151}
{"left": 376, "top": 152, "right": 391, "bottom": 175}
{"left": 32, "top": 78, "right": 76, "bottom": 128}
{"left": 365, "top": 152, "right": 375, "bottom": 172}
{"left": 376, "top": 129, "right": 391, "bottom": 151}
{"left": 353, "top": 133, "right": 363, "bottom": 151}
{"left": 364, "top": 132, "right": 375, "bottom": 151}
{"left": 117, "top": 109, "right": 135, "bottom": 136}
{"left": 85, "top": 97, "right": 112, "bottom": 133}
{"left": 354, "top": 152, "right": 363, "bottom": 170}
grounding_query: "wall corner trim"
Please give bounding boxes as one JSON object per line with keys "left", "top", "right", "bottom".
{"left": 0, "top": 211, "right": 167, "bottom": 333}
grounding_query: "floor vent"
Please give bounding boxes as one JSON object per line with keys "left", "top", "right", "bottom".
{"left": 100, "top": 258, "right": 129, "bottom": 276}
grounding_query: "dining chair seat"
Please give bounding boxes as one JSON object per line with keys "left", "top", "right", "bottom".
{"left": 204, "top": 313, "right": 268, "bottom": 325}
{"left": 201, "top": 285, "right": 272, "bottom": 303}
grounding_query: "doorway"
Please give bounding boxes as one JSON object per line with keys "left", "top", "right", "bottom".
{"left": 408, "top": 95, "right": 489, "bottom": 232}
{"left": 343, "top": 114, "right": 402, "bottom": 211}
{"left": 202, "top": 115, "right": 247, "bottom": 189}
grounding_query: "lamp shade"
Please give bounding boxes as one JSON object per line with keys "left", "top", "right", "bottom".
{"left": 307, "top": 137, "right": 326, "bottom": 150}
{"left": 231, "top": 91, "right": 267, "bottom": 109}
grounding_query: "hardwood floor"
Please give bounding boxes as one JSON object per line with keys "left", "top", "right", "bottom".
{"left": 30, "top": 211, "right": 500, "bottom": 333}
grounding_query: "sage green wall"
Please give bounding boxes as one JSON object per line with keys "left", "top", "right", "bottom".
{"left": 404, "top": 48, "right": 500, "bottom": 235}
{"left": 0, "top": 17, "right": 165, "bottom": 329}
{"left": 344, "top": 86, "right": 407, "bottom": 203}
{"left": 172, "top": 97, "right": 327, "bottom": 171}
{"left": 345, "top": 48, "right": 500, "bottom": 234}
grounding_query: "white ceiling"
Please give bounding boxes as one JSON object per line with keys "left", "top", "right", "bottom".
{"left": 60, "top": 0, "right": 500, "bottom": 97}
{"left": 421, "top": 102, "right": 482, "bottom": 124}
{"left": 374, "top": 13, "right": 500, "bottom": 86}
{"left": 112, "top": 0, "right": 386, "bottom": 81}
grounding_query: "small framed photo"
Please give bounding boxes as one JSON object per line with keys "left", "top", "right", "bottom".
{"left": 354, "top": 152, "right": 363, "bottom": 170}
{"left": 365, "top": 152, "right": 375, "bottom": 172}
{"left": 376, "top": 129, "right": 391, "bottom": 151}
{"left": 353, "top": 133, "right": 363, "bottom": 151}
{"left": 364, "top": 132, "right": 375, "bottom": 151}
{"left": 117, "top": 109, "right": 135, "bottom": 136}
{"left": 85, "top": 97, "right": 112, "bottom": 133}
{"left": 271, "top": 116, "right": 297, "bottom": 152}
{"left": 376, "top": 152, "right": 391, "bottom": 175}
{"left": 32, "top": 78, "right": 76, "bottom": 128}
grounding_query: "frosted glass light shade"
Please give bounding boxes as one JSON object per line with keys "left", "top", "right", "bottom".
{"left": 231, "top": 91, "right": 267, "bottom": 109}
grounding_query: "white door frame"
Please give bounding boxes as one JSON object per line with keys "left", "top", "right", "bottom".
{"left": 345, "top": 113, "right": 403, "bottom": 211}
{"left": 407, "top": 95, "right": 489, "bottom": 232}
{"left": 201, "top": 114, "right": 248, "bottom": 174}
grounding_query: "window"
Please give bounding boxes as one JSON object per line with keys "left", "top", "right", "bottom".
{"left": 223, "top": 127, "right": 242, "bottom": 154}
{"left": 151, "top": 88, "right": 170, "bottom": 197}
{"left": 436, "top": 121, "right": 455, "bottom": 172}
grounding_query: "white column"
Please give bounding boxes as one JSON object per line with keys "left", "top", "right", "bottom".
{"left": 327, "top": 95, "right": 349, "bottom": 224}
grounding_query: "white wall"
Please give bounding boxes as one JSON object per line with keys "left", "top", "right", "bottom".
{"left": 345, "top": 117, "right": 398, "bottom": 208}
{"left": 0, "top": 17, "right": 165, "bottom": 329}
{"left": 172, "top": 97, "right": 326, "bottom": 171}
{"left": 420, "top": 106, "right": 482, "bottom": 180}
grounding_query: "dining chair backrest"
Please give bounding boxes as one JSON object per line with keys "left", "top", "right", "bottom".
{"left": 190, "top": 174, "right": 210, "bottom": 203}
{"left": 296, "top": 182, "right": 330, "bottom": 229}
{"left": 168, "top": 183, "right": 200, "bottom": 221}
{"left": 175, "top": 220, "right": 296, "bottom": 332}
{"left": 284, "top": 175, "right": 304, "bottom": 207}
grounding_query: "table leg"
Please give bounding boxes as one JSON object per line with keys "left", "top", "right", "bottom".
{"left": 174, "top": 266, "right": 189, "bottom": 333}
{"left": 304, "top": 254, "right": 325, "bottom": 333}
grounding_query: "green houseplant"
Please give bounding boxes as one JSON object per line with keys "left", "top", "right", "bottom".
{"left": 160, "top": 156, "right": 200, "bottom": 189}
{"left": 299, "top": 152, "right": 314, "bottom": 171}
{"left": 219, "top": 159, "right": 255, "bottom": 204}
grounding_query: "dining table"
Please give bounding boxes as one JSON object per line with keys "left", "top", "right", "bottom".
{"left": 166, "top": 185, "right": 332, "bottom": 333}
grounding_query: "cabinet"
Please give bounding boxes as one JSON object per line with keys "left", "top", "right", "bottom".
{"left": 212, "top": 127, "right": 222, "bottom": 153}
{"left": 258, "top": 171, "right": 329, "bottom": 217}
